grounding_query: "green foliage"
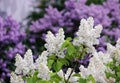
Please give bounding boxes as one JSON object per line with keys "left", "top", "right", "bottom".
{"left": 62, "top": 37, "right": 77, "bottom": 60}
{"left": 48, "top": 59, "right": 54, "bottom": 69}
{"left": 47, "top": 54, "right": 69, "bottom": 72}
{"left": 87, "top": 75, "right": 95, "bottom": 83}
{"left": 25, "top": 71, "right": 41, "bottom": 83}
{"left": 50, "top": 73, "right": 62, "bottom": 83}
{"left": 105, "top": 59, "right": 120, "bottom": 82}
{"left": 53, "top": 59, "right": 63, "bottom": 72}
{"left": 78, "top": 75, "right": 95, "bottom": 83}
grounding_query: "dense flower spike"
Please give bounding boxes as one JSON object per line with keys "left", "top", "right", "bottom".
{"left": 35, "top": 51, "right": 50, "bottom": 80}
{"left": 79, "top": 52, "right": 108, "bottom": 83}
{"left": 15, "top": 49, "right": 35, "bottom": 75}
{"left": 45, "top": 28, "right": 65, "bottom": 58}
{"left": 73, "top": 17, "right": 102, "bottom": 53}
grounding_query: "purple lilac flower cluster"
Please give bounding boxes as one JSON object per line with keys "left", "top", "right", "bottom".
{"left": 98, "top": 0, "right": 120, "bottom": 52}
{"left": 64, "top": 0, "right": 111, "bottom": 27}
{"left": 29, "top": 0, "right": 120, "bottom": 53}
{"left": 0, "top": 16, "right": 26, "bottom": 82}
{"left": 30, "top": 6, "right": 73, "bottom": 33}
{"left": 30, "top": 0, "right": 111, "bottom": 33}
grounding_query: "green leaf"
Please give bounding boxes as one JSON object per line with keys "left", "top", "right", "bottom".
{"left": 48, "top": 59, "right": 54, "bottom": 69}
{"left": 105, "top": 71, "right": 115, "bottom": 79}
{"left": 117, "top": 72, "right": 120, "bottom": 78}
{"left": 67, "top": 44, "right": 76, "bottom": 56}
{"left": 48, "top": 55, "right": 56, "bottom": 60}
{"left": 50, "top": 73, "right": 62, "bottom": 83}
{"left": 26, "top": 77, "right": 35, "bottom": 83}
{"left": 61, "top": 40, "right": 70, "bottom": 49}
{"left": 87, "top": 75, "right": 95, "bottom": 83}
{"left": 78, "top": 78, "right": 87, "bottom": 83}
{"left": 53, "top": 59, "right": 63, "bottom": 72}
{"left": 66, "top": 37, "right": 72, "bottom": 41}
{"left": 57, "top": 60, "right": 63, "bottom": 70}
{"left": 25, "top": 71, "right": 40, "bottom": 83}
{"left": 32, "top": 71, "right": 39, "bottom": 81}
{"left": 58, "top": 58, "right": 69, "bottom": 66}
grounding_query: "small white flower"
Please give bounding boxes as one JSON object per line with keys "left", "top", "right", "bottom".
{"left": 45, "top": 28, "right": 65, "bottom": 58}
{"left": 10, "top": 72, "right": 24, "bottom": 83}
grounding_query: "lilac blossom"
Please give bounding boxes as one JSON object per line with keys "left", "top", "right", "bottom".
{"left": 103, "top": 0, "right": 120, "bottom": 26}
{"left": 64, "top": 0, "right": 111, "bottom": 27}
{"left": 6, "top": 43, "right": 26, "bottom": 59}
{"left": 0, "top": 16, "right": 26, "bottom": 44}
{"left": 30, "top": 6, "right": 72, "bottom": 33}
{"left": 0, "top": 16, "right": 26, "bottom": 82}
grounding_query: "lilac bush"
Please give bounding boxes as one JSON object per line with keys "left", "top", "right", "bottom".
{"left": 28, "top": 0, "right": 120, "bottom": 53}
{"left": 0, "top": 16, "right": 26, "bottom": 82}
{"left": 10, "top": 17, "right": 120, "bottom": 83}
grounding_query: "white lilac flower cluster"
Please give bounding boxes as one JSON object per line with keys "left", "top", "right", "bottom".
{"left": 10, "top": 72, "right": 24, "bottom": 83}
{"left": 107, "top": 39, "right": 120, "bottom": 65}
{"left": 35, "top": 51, "right": 50, "bottom": 80}
{"left": 11, "top": 50, "right": 51, "bottom": 83}
{"left": 10, "top": 17, "right": 120, "bottom": 83}
{"left": 15, "top": 49, "right": 35, "bottom": 76}
{"left": 79, "top": 52, "right": 108, "bottom": 83}
{"left": 45, "top": 28, "right": 65, "bottom": 58}
{"left": 73, "top": 17, "right": 103, "bottom": 53}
